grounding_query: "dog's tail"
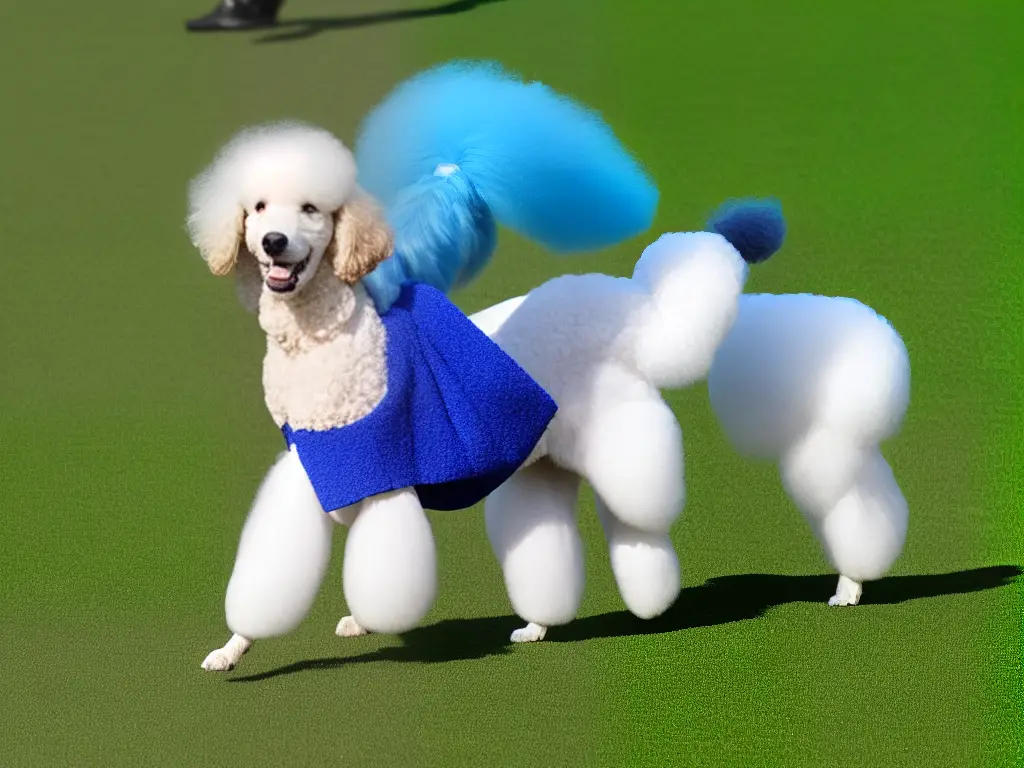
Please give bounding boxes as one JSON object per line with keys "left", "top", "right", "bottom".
{"left": 632, "top": 198, "right": 786, "bottom": 390}
{"left": 354, "top": 60, "right": 658, "bottom": 310}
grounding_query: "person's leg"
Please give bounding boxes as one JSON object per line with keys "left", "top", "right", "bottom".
{"left": 186, "top": 0, "right": 284, "bottom": 32}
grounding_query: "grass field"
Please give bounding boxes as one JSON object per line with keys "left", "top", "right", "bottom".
{"left": 1, "top": 1, "right": 1020, "bottom": 766}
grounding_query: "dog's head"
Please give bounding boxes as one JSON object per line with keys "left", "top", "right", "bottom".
{"left": 186, "top": 122, "right": 393, "bottom": 303}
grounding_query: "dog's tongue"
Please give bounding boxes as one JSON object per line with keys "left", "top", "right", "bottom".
{"left": 268, "top": 265, "right": 292, "bottom": 281}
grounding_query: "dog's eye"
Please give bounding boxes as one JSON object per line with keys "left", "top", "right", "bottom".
{"left": 301, "top": 203, "right": 319, "bottom": 215}
{"left": 254, "top": 201, "right": 266, "bottom": 213}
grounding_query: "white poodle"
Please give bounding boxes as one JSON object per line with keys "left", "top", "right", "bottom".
{"left": 187, "top": 61, "right": 907, "bottom": 671}
{"left": 186, "top": 61, "right": 777, "bottom": 671}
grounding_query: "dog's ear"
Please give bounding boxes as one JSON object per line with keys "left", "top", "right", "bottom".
{"left": 188, "top": 202, "right": 246, "bottom": 277}
{"left": 187, "top": 153, "right": 249, "bottom": 276}
{"left": 328, "top": 190, "right": 394, "bottom": 284}
{"left": 205, "top": 206, "right": 246, "bottom": 277}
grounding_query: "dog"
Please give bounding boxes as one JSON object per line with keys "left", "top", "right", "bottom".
{"left": 187, "top": 61, "right": 906, "bottom": 668}
{"left": 186, "top": 61, "right": 784, "bottom": 671}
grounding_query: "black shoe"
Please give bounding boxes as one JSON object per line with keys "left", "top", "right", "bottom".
{"left": 185, "top": 0, "right": 283, "bottom": 31}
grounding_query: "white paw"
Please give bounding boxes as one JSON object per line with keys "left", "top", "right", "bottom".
{"left": 828, "top": 575, "right": 863, "bottom": 607}
{"left": 201, "top": 649, "right": 236, "bottom": 672}
{"left": 336, "top": 615, "right": 369, "bottom": 637}
{"left": 510, "top": 622, "right": 547, "bottom": 643}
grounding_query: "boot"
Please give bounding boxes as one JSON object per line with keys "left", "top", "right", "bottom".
{"left": 185, "top": 0, "right": 284, "bottom": 31}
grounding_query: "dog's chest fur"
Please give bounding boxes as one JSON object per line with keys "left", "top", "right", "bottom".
{"left": 258, "top": 265, "right": 388, "bottom": 431}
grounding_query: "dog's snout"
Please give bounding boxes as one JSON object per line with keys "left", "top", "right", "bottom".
{"left": 262, "top": 232, "right": 289, "bottom": 257}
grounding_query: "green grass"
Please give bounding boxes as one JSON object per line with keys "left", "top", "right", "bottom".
{"left": 0, "top": 1, "right": 1020, "bottom": 766}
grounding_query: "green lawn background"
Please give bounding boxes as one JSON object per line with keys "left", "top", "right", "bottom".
{"left": 0, "top": 1, "right": 1019, "bottom": 766}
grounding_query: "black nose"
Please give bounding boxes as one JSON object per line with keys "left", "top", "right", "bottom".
{"left": 262, "top": 232, "right": 289, "bottom": 257}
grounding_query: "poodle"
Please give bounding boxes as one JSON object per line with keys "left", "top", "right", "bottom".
{"left": 187, "top": 60, "right": 728, "bottom": 671}
{"left": 186, "top": 59, "right": 907, "bottom": 666}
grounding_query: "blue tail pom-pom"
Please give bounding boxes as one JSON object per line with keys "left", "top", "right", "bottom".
{"left": 355, "top": 60, "right": 658, "bottom": 251}
{"left": 356, "top": 60, "right": 659, "bottom": 310}
{"left": 706, "top": 198, "right": 786, "bottom": 264}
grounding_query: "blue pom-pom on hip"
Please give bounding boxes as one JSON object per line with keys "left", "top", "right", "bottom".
{"left": 707, "top": 198, "right": 786, "bottom": 264}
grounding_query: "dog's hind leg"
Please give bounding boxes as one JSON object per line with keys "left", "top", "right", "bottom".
{"left": 780, "top": 434, "right": 908, "bottom": 606}
{"left": 595, "top": 493, "right": 681, "bottom": 619}
{"left": 485, "top": 459, "right": 583, "bottom": 643}
{"left": 342, "top": 487, "right": 438, "bottom": 634}
{"left": 202, "top": 448, "right": 334, "bottom": 672}
{"left": 822, "top": 450, "right": 908, "bottom": 606}
{"left": 579, "top": 397, "right": 684, "bottom": 534}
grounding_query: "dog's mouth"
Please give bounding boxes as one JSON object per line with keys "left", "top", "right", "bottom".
{"left": 264, "top": 255, "right": 311, "bottom": 293}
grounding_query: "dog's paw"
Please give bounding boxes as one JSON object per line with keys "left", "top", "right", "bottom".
{"left": 510, "top": 622, "right": 547, "bottom": 643}
{"left": 201, "top": 649, "right": 237, "bottom": 672}
{"left": 828, "top": 575, "right": 863, "bottom": 607}
{"left": 336, "top": 615, "right": 369, "bottom": 638}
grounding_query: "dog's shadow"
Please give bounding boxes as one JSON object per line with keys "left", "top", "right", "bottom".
{"left": 227, "top": 565, "right": 1021, "bottom": 683}
{"left": 254, "top": 0, "right": 507, "bottom": 44}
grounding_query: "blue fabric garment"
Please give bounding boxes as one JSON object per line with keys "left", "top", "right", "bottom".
{"left": 282, "top": 282, "right": 557, "bottom": 513}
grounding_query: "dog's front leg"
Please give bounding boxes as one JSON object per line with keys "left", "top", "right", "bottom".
{"left": 341, "top": 487, "right": 437, "bottom": 634}
{"left": 335, "top": 615, "right": 369, "bottom": 637}
{"left": 201, "top": 448, "right": 334, "bottom": 672}
{"left": 328, "top": 503, "right": 370, "bottom": 638}
{"left": 201, "top": 633, "right": 253, "bottom": 671}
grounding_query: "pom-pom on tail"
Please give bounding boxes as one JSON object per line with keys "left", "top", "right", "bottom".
{"left": 706, "top": 198, "right": 786, "bottom": 264}
{"left": 356, "top": 60, "right": 658, "bottom": 310}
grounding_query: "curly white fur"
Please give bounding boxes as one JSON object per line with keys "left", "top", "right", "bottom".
{"left": 258, "top": 271, "right": 387, "bottom": 430}
{"left": 187, "top": 122, "right": 358, "bottom": 278}
{"left": 708, "top": 293, "right": 910, "bottom": 606}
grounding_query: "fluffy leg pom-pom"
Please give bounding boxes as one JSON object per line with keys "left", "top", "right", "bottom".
{"left": 806, "top": 451, "right": 909, "bottom": 603}
{"left": 596, "top": 494, "right": 681, "bottom": 619}
{"left": 485, "top": 460, "right": 584, "bottom": 638}
{"left": 342, "top": 488, "right": 437, "bottom": 634}
{"left": 582, "top": 398, "right": 684, "bottom": 534}
{"left": 223, "top": 449, "right": 334, "bottom": 640}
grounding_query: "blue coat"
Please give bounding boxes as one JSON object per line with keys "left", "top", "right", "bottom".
{"left": 282, "top": 282, "right": 557, "bottom": 513}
